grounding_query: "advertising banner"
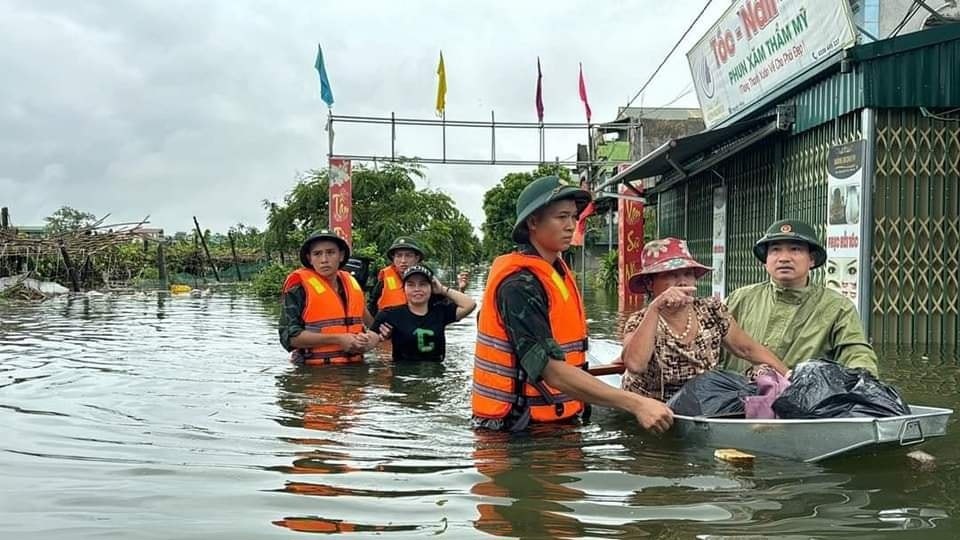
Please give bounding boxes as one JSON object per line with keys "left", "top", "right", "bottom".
{"left": 328, "top": 158, "right": 353, "bottom": 246}
{"left": 688, "top": 0, "right": 857, "bottom": 128}
{"left": 711, "top": 186, "right": 727, "bottom": 299}
{"left": 825, "top": 140, "right": 865, "bottom": 309}
{"left": 618, "top": 168, "right": 645, "bottom": 308}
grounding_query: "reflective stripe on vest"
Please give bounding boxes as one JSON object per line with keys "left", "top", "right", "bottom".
{"left": 472, "top": 253, "right": 589, "bottom": 423}
{"left": 283, "top": 268, "right": 367, "bottom": 366}
{"left": 376, "top": 265, "right": 407, "bottom": 311}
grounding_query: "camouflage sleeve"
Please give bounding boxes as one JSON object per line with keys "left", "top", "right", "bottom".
{"left": 496, "top": 271, "right": 566, "bottom": 382}
{"left": 367, "top": 279, "right": 384, "bottom": 317}
{"left": 279, "top": 284, "right": 307, "bottom": 352}
{"left": 831, "top": 304, "right": 880, "bottom": 377}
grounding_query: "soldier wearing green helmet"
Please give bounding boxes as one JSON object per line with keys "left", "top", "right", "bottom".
{"left": 278, "top": 230, "right": 382, "bottom": 363}
{"left": 723, "top": 219, "right": 879, "bottom": 376}
{"left": 368, "top": 236, "right": 469, "bottom": 318}
{"left": 368, "top": 236, "right": 427, "bottom": 318}
{"left": 471, "top": 175, "right": 674, "bottom": 434}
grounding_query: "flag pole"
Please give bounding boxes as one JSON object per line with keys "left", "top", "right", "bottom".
{"left": 539, "top": 122, "right": 545, "bottom": 163}
{"left": 442, "top": 109, "right": 447, "bottom": 163}
{"left": 327, "top": 107, "right": 334, "bottom": 233}
{"left": 327, "top": 108, "right": 334, "bottom": 162}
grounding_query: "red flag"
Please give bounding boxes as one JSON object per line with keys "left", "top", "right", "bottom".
{"left": 571, "top": 201, "right": 596, "bottom": 247}
{"left": 535, "top": 57, "right": 544, "bottom": 122}
{"left": 578, "top": 63, "right": 591, "bottom": 123}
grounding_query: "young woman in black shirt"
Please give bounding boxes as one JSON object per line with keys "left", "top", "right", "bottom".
{"left": 371, "top": 265, "right": 476, "bottom": 362}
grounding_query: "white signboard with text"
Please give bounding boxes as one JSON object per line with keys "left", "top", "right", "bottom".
{"left": 688, "top": 0, "right": 857, "bottom": 128}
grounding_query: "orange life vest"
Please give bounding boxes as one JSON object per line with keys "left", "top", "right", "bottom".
{"left": 283, "top": 267, "right": 366, "bottom": 366}
{"left": 472, "top": 253, "right": 588, "bottom": 423}
{"left": 376, "top": 265, "right": 407, "bottom": 311}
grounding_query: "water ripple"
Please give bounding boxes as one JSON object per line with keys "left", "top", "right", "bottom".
{"left": 1, "top": 289, "right": 958, "bottom": 538}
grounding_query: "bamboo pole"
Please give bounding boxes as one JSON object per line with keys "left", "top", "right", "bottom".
{"left": 157, "top": 242, "right": 168, "bottom": 288}
{"left": 228, "top": 232, "right": 243, "bottom": 282}
{"left": 192, "top": 216, "right": 220, "bottom": 282}
{"left": 193, "top": 233, "right": 202, "bottom": 287}
{"left": 58, "top": 241, "right": 81, "bottom": 292}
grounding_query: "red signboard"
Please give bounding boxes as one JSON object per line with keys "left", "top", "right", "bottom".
{"left": 328, "top": 158, "right": 353, "bottom": 246}
{"left": 618, "top": 178, "right": 645, "bottom": 309}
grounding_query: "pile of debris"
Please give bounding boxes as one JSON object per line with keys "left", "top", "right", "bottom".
{"left": 1, "top": 214, "right": 153, "bottom": 293}
{"left": 0, "top": 274, "right": 69, "bottom": 301}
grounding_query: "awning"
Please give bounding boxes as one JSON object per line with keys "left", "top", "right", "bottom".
{"left": 595, "top": 115, "right": 787, "bottom": 195}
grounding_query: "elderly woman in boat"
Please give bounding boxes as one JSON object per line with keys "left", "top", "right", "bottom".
{"left": 619, "top": 238, "right": 788, "bottom": 401}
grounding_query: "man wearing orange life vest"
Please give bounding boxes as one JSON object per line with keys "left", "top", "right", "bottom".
{"left": 472, "top": 175, "right": 674, "bottom": 433}
{"left": 279, "top": 230, "right": 381, "bottom": 365}
{"left": 367, "top": 236, "right": 470, "bottom": 317}
{"left": 367, "top": 237, "right": 426, "bottom": 317}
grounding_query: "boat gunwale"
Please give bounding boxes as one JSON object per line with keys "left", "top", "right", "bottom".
{"left": 673, "top": 405, "right": 954, "bottom": 425}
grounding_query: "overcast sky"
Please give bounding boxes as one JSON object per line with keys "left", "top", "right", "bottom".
{"left": 1, "top": 0, "right": 731, "bottom": 234}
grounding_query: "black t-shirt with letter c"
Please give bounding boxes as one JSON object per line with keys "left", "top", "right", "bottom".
{"left": 371, "top": 301, "right": 458, "bottom": 362}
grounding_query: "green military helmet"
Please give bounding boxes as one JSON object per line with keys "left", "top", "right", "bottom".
{"left": 386, "top": 236, "right": 426, "bottom": 260}
{"left": 753, "top": 219, "right": 827, "bottom": 269}
{"left": 299, "top": 229, "right": 351, "bottom": 268}
{"left": 512, "top": 175, "right": 592, "bottom": 243}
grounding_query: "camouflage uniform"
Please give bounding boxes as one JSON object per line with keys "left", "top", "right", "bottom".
{"left": 470, "top": 246, "right": 570, "bottom": 431}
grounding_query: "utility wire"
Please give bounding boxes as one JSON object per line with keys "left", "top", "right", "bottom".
{"left": 620, "top": 0, "right": 714, "bottom": 117}
{"left": 889, "top": 2, "right": 922, "bottom": 38}
{"left": 647, "top": 84, "right": 695, "bottom": 112}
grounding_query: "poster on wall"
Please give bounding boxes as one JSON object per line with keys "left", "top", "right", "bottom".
{"left": 825, "top": 140, "right": 864, "bottom": 309}
{"left": 711, "top": 186, "right": 727, "bottom": 299}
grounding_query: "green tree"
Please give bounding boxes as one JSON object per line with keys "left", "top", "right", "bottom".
{"left": 480, "top": 164, "right": 572, "bottom": 259}
{"left": 227, "top": 223, "right": 264, "bottom": 250}
{"left": 44, "top": 206, "right": 97, "bottom": 234}
{"left": 262, "top": 162, "right": 481, "bottom": 271}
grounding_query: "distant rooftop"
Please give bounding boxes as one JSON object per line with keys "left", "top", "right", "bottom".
{"left": 615, "top": 107, "right": 703, "bottom": 121}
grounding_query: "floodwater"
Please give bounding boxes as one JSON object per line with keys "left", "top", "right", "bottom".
{"left": 1, "top": 286, "right": 958, "bottom": 539}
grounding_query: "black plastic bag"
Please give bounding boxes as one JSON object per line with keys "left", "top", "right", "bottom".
{"left": 772, "top": 359, "right": 911, "bottom": 419}
{"left": 667, "top": 371, "right": 757, "bottom": 417}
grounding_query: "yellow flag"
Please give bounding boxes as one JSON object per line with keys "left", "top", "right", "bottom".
{"left": 435, "top": 51, "right": 446, "bottom": 117}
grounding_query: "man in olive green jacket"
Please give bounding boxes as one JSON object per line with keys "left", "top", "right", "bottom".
{"left": 724, "top": 219, "right": 879, "bottom": 376}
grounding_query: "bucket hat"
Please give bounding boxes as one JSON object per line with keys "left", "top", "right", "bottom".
{"left": 627, "top": 237, "right": 712, "bottom": 294}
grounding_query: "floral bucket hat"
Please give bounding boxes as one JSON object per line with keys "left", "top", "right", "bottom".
{"left": 627, "top": 237, "right": 712, "bottom": 294}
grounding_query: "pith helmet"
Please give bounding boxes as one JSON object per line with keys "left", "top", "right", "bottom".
{"left": 512, "top": 175, "right": 592, "bottom": 243}
{"left": 753, "top": 219, "right": 827, "bottom": 269}
{"left": 299, "top": 229, "right": 351, "bottom": 268}
{"left": 386, "top": 236, "right": 426, "bottom": 260}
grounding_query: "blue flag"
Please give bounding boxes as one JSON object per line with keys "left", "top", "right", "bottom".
{"left": 315, "top": 44, "right": 334, "bottom": 107}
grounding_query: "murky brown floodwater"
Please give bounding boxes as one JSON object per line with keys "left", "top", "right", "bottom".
{"left": 1, "top": 285, "right": 958, "bottom": 539}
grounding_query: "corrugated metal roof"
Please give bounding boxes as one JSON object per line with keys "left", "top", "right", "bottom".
{"left": 861, "top": 25, "right": 960, "bottom": 107}
{"left": 596, "top": 118, "right": 774, "bottom": 191}
{"left": 791, "top": 66, "right": 865, "bottom": 132}
{"left": 615, "top": 107, "right": 703, "bottom": 121}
